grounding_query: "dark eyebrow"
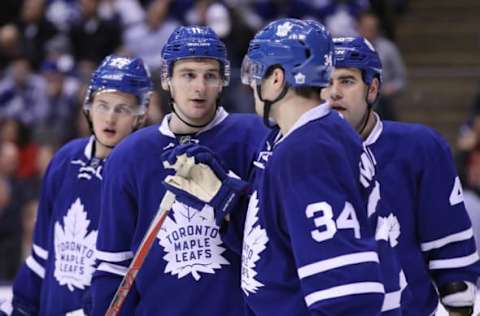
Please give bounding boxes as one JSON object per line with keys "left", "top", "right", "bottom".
{"left": 177, "top": 68, "right": 220, "bottom": 74}
{"left": 337, "top": 74, "right": 357, "bottom": 81}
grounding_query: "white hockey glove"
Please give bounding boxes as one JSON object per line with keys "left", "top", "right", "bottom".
{"left": 162, "top": 144, "right": 250, "bottom": 225}
{"left": 439, "top": 281, "right": 476, "bottom": 316}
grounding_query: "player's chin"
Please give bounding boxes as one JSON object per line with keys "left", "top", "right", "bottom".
{"left": 97, "top": 133, "right": 121, "bottom": 148}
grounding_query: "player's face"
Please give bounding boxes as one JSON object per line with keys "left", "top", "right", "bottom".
{"left": 169, "top": 59, "right": 223, "bottom": 124}
{"left": 321, "top": 68, "right": 369, "bottom": 132}
{"left": 90, "top": 90, "right": 140, "bottom": 151}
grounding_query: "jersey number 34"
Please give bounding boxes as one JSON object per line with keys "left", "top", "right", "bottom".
{"left": 306, "top": 202, "right": 360, "bottom": 243}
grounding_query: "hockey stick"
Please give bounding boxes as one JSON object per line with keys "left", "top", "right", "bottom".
{"left": 105, "top": 191, "right": 176, "bottom": 316}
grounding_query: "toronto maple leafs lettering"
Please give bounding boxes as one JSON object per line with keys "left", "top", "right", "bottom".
{"left": 157, "top": 201, "right": 229, "bottom": 281}
{"left": 54, "top": 198, "right": 97, "bottom": 291}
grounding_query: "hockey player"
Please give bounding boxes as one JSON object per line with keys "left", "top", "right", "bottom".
{"left": 162, "top": 18, "right": 387, "bottom": 315}
{"left": 90, "top": 26, "right": 266, "bottom": 315}
{"left": 1, "top": 55, "right": 153, "bottom": 315}
{"left": 321, "top": 36, "right": 480, "bottom": 316}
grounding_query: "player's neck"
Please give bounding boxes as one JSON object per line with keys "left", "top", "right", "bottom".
{"left": 273, "top": 95, "right": 321, "bottom": 135}
{"left": 359, "top": 111, "right": 377, "bottom": 140}
{"left": 169, "top": 115, "right": 202, "bottom": 134}
{"left": 94, "top": 140, "right": 112, "bottom": 159}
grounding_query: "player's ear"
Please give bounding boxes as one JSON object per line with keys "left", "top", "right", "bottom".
{"left": 161, "top": 78, "right": 170, "bottom": 91}
{"left": 367, "top": 77, "right": 380, "bottom": 103}
{"left": 271, "top": 67, "right": 286, "bottom": 91}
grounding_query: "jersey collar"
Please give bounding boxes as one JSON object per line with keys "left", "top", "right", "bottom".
{"left": 364, "top": 112, "right": 383, "bottom": 146}
{"left": 276, "top": 102, "right": 330, "bottom": 145}
{"left": 84, "top": 136, "right": 95, "bottom": 159}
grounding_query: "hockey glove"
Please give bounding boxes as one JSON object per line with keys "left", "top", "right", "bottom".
{"left": 439, "top": 281, "right": 476, "bottom": 316}
{"left": 162, "top": 144, "right": 250, "bottom": 225}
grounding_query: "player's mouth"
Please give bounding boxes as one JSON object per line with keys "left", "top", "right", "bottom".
{"left": 331, "top": 104, "right": 347, "bottom": 112}
{"left": 103, "top": 128, "right": 117, "bottom": 138}
{"left": 190, "top": 98, "right": 207, "bottom": 106}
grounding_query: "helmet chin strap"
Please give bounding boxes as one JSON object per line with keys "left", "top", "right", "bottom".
{"left": 357, "top": 84, "right": 379, "bottom": 135}
{"left": 256, "top": 83, "right": 289, "bottom": 129}
{"left": 169, "top": 97, "right": 217, "bottom": 129}
{"left": 167, "top": 83, "right": 220, "bottom": 129}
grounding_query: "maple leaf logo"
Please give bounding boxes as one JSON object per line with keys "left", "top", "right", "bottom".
{"left": 241, "top": 191, "right": 268, "bottom": 296}
{"left": 54, "top": 198, "right": 97, "bottom": 292}
{"left": 276, "top": 22, "right": 293, "bottom": 37}
{"left": 375, "top": 213, "right": 401, "bottom": 248}
{"left": 294, "top": 73, "right": 306, "bottom": 84}
{"left": 157, "top": 201, "right": 229, "bottom": 281}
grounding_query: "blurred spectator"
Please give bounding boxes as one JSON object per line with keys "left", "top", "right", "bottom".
{"left": 45, "top": 0, "right": 82, "bottom": 32}
{"left": 0, "top": 1, "right": 23, "bottom": 27}
{"left": 369, "top": 0, "right": 396, "bottom": 40}
{"left": 0, "top": 141, "right": 19, "bottom": 178}
{"left": 457, "top": 93, "right": 480, "bottom": 267}
{"left": 182, "top": 0, "right": 256, "bottom": 113}
{"left": 110, "top": 0, "right": 146, "bottom": 29}
{"left": 287, "top": 0, "right": 370, "bottom": 37}
{"left": 17, "top": 0, "right": 59, "bottom": 70}
{"left": 358, "top": 11, "right": 406, "bottom": 120}
{"left": 35, "top": 55, "right": 80, "bottom": 144}
{"left": 145, "top": 90, "right": 166, "bottom": 125}
{"left": 0, "top": 119, "right": 38, "bottom": 180}
{"left": 0, "top": 24, "right": 22, "bottom": 73}
{"left": 0, "top": 56, "right": 49, "bottom": 127}
{"left": 123, "top": 0, "right": 178, "bottom": 73}
{"left": 0, "top": 176, "right": 21, "bottom": 281}
{"left": 69, "top": 0, "right": 122, "bottom": 64}
{"left": 20, "top": 199, "right": 38, "bottom": 261}
{"left": 457, "top": 93, "right": 480, "bottom": 195}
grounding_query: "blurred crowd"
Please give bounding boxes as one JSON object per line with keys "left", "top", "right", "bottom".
{"left": 0, "top": 0, "right": 409, "bottom": 282}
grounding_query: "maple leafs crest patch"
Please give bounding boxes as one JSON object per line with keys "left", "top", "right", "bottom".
{"left": 157, "top": 201, "right": 229, "bottom": 281}
{"left": 54, "top": 198, "right": 97, "bottom": 292}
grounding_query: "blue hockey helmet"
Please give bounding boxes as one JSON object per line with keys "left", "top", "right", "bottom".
{"left": 241, "top": 18, "right": 334, "bottom": 88}
{"left": 161, "top": 25, "right": 230, "bottom": 86}
{"left": 333, "top": 37, "right": 383, "bottom": 86}
{"left": 84, "top": 55, "right": 153, "bottom": 115}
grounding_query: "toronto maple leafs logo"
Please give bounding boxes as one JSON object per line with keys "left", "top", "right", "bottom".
{"left": 294, "top": 73, "right": 306, "bottom": 84}
{"left": 375, "top": 213, "right": 401, "bottom": 247}
{"left": 54, "top": 198, "right": 97, "bottom": 292}
{"left": 241, "top": 191, "right": 268, "bottom": 295}
{"left": 276, "top": 22, "right": 293, "bottom": 37}
{"left": 157, "top": 201, "right": 229, "bottom": 281}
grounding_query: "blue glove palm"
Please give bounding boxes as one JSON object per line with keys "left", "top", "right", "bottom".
{"left": 162, "top": 144, "right": 250, "bottom": 225}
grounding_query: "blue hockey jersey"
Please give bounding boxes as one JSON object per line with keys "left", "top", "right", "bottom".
{"left": 241, "top": 104, "right": 385, "bottom": 315}
{"left": 365, "top": 115, "right": 480, "bottom": 315}
{"left": 91, "top": 108, "right": 267, "bottom": 315}
{"left": 10, "top": 137, "right": 104, "bottom": 315}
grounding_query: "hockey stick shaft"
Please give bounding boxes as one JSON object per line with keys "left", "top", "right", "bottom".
{"left": 105, "top": 191, "right": 176, "bottom": 316}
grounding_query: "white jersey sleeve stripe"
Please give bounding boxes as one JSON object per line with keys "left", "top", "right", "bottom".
{"left": 429, "top": 252, "right": 479, "bottom": 270}
{"left": 305, "top": 282, "right": 385, "bottom": 306}
{"left": 0, "top": 299, "right": 12, "bottom": 315}
{"left": 381, "top": 289, "right": 402, "bottom": 312}
{"left": 420, "top": 228, "right": 473, "bottom": 252}
{"left": 298, "top": 251, "right": 379, "bottom": 279}
{"left": 96, "top": 249, "right": 133, "bottom": 262}
{"left": 26, "top": 256, "right": 45, "bottom": 279}
{"left": 97, "top": 262, "right": 128, "bottom": 276}
{"left": 33, "top": 244, "right": 48, "bottom": 260}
